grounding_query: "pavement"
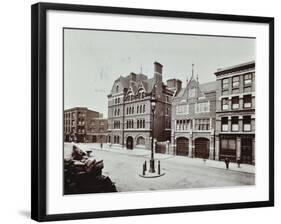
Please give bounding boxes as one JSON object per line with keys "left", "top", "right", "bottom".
{"left": 64, "top": 142, "right": 255, "bottom": 192}
{"left": 65, "top": 142, "right": 255, "bottom": 174}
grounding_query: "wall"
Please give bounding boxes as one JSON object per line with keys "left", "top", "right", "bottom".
{"left": 0, "top": 0, "right": 280, "bottom": 224}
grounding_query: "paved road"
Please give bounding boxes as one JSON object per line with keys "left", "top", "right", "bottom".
{"left": 64, "top": 144, "right": 255, "bottom": 192}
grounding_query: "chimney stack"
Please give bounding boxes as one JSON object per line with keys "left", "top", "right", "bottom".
{"left": 154, "top": 61, "right": 163, "bottom": 75}
{"left": 167, "top": 79, "right": 182, "bottom": 92}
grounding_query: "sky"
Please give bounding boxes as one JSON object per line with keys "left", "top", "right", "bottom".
{"left": 64, "top": 28, "right": 255, "bottom": 117}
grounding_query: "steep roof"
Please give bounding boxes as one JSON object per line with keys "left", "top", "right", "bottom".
{"left": 199, "top": 81, "right": 217, "bottom": 92}
{"left": 174, "top": 80, "right": 216, "bottom": 99}
{"left": 111, "top": 72, "right": 159, "bottom": 95}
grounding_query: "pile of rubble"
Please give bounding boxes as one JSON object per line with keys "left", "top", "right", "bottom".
{"left": 64, "top": 145, "right": 117, "bottom": 194}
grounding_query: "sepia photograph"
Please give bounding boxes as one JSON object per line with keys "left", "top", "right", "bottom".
{"left": 63, "top": 28, "right": 256, "bottom": 195}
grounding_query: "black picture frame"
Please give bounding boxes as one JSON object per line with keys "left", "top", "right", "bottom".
{"left": 31, "top": 2, "right": 274, "bottom": 222}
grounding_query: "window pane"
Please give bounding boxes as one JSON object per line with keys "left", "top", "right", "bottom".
{"left": 222, "top": 117, "right": 228, "bottom": 124}
{"left": 229, "top": 139, "right": 236, "bottom": 150}
{"left": 221, "top": 139, "right": 228, "bottom": 149}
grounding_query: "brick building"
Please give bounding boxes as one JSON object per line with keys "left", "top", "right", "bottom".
{"left": 171, "top": 64, "right": 217, "bottom": 159}
{"left": 214, "top": 61, "right": 255, "bottom": 164}
{"left": 107, "top": 62, "right": 176, "bottom": 149}
{"left": 64, "top": 107, "right": 101, "bottom": 143}
{"left": 86, "top": 118, "right": 108, "bottom": 143}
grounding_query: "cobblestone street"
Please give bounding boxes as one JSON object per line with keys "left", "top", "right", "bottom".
{"left": 64, "top": 143, "right": 255, "bottom": 192}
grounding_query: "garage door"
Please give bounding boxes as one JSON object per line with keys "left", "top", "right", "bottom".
{"left": 195, "top": 138, "right": 209, "bottom": 159}
{"left": 176, "top": 137, "right": 189, "bottom": 156}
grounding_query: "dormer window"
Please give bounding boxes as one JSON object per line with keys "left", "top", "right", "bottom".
{"left": 138, "top": 88, "right": 145, "bottom": 99}
{"left": 116, "top": 85, "right": 119, "bottom": 93}
{"left": 126, "top": 92, "right": 133, "bottom": 101}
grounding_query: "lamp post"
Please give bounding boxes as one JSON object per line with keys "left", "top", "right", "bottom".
{"left": 149, "top": 94, "right": 156, "bottom": 173}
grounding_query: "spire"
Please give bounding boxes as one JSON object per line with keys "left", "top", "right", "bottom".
{"left": 196, "top": 74, "right": 199, "bottom": 99}
{"left": 191, "top": 63, "right": 194, "bottom": 79}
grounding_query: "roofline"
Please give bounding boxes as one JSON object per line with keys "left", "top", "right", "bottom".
{"left": 64, "top": 107, "right": 99, "bottom": 113}
{"left": 215, "top": 60, "right": 255, "bottom": 75}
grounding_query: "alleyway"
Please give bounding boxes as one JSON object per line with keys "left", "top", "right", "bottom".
{"left": 64, "top": 143, "right": 255, "bottom": 192}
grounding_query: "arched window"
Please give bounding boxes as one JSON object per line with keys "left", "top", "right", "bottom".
{"left": 132, "top": 107, "right": 134, "bottom": 114}
{"left": 143, "top": 105, "right": 146, "bottom": 113}
{"left": 129, "top": 107, "right": 132, "bottom": 114}
{"left": 140, "top": 105, "right": 142, "bottom": 114}
{"left": 143, "top": 119, "right": 145, "bottom": 128}
{"left": 136, "top": 136, "right": 145, "bottom": 145}
{"left": 137, "top": 105, "right": 139, "bottom": 114}
{"left": 117, "top": 108, "right": 120, "bottom": 116}
{"left": 114, "top": 109, "right": 116, "bottom": 116}
{"left": 132, "top": 120, "right": 134, "bottom": 129}
{"left": 137, "top": 120, "right": 139, "bottom": 128}
{"left": 142, "top": 92, "right": 145, "bottom": 98}
{"left": 126, "top": 107, "right": 128, "bottom": 115}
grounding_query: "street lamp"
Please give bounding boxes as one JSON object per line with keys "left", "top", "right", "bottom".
{"left": 149, "top": 95, "right": 156, "bottom": 173}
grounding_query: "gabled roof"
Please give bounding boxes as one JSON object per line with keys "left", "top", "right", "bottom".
{"left": 111, "top": 72, "right": 160, "bottom": 95}
{"left": 174, "top": 80, "right": 216, "bottom": 99}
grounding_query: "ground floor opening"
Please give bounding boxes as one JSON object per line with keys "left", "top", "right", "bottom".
{"left": 194, "top": 138, "right": 210, "bottom": 159}
{"left": 126, "top": 136, "right": 133, "bottom": 150}
{"left": 176, "top": 137, "right": 189, "bottom": 156}
{"left": 219, "top": 134, "right": 254, "bottom": 164}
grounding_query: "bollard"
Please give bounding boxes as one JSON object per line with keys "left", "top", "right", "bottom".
{"left": 158, "top": 160, "right": 161, "bottom": 175}
{"left": 144, "top": 161, "right": 147, "bottom": 171}
{"left": 143, "top": 162, "right": 146, "bottom": 175}
{"left": 225, "top": 158, "right": 230, "bottom": 169}
{"left": 237, "top": 159, "right": 241, "bottom": 168}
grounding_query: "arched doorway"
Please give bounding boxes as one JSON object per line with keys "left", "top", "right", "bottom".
{"left": 176, "top": 137, "right": 189, "bottom": 156}
{"left": 136, "top": 136, "right": 145, "bottom": 145}
{"left": 126, "top": 136, "right": 133, "bottom": 150}
{"left": 194, "top": 138, "right": 210, "bottom": 159}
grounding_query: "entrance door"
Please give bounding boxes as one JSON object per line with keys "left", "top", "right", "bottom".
{"left": 195, "top": 138, "right": 210, "bottom": 159}
{"left": 176, "top": 137, "right": 189, "bottom": 156}
{"left": 126, "top": 136, "right": 133, "bottom": 150}
{"left": 92, "top": 136, "right": 97, "bottom": 143}
{"left": 241, "top": 138, "right": 253, "bottom": 164}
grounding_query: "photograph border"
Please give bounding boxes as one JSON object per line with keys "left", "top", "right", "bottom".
{"left": 31, "top": 2, "right": 274, "bottom": 222}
